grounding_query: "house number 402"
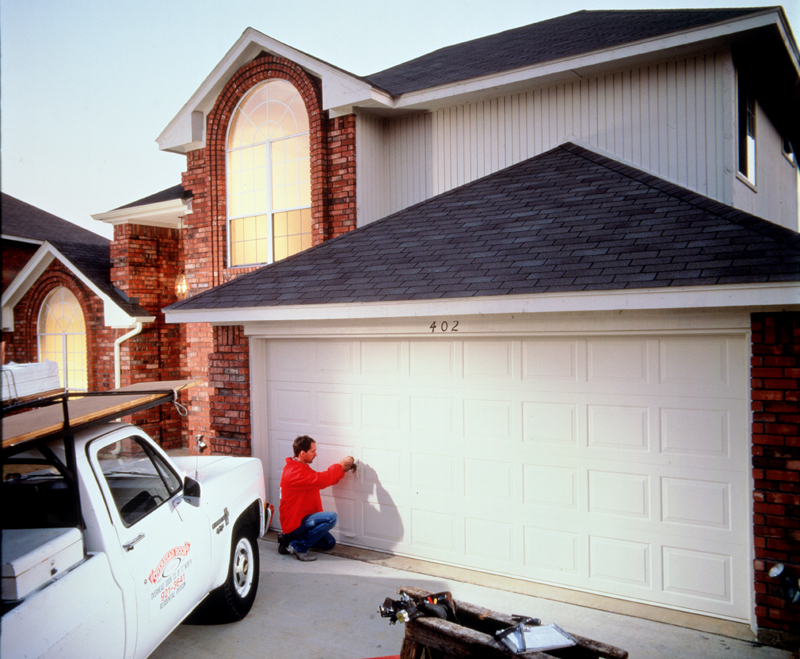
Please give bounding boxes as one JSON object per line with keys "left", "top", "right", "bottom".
{"left": 430, "top": 320, "right": 459, "bottom": 333}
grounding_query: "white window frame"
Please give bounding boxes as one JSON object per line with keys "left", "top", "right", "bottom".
{"left": 37, "top": 286, "right": 88, "bottom": 391}
{"left": 225, "top": 79, "right": 311, "bottom": 268}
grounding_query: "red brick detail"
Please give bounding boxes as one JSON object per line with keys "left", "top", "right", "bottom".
{"left": 170, "top": 56, "right": 359, "bottom": 455}
{"left": 751, "top": 312, "right": 800, "bottom": 636}
{"left": 2, "top": 239, "right": 38, "bottom": 294}
{"left": 109, "top": 223, "right": 184, "bottom": 447}
{"left": 326, "top": 114, "right": 357, "bottom": 239}
{"left": 207, "top": 325, "right": 251, "bottom": 455}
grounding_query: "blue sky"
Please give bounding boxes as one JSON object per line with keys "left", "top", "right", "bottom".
{"left": 2, "top": 0, "right": 799, "bottom": 238}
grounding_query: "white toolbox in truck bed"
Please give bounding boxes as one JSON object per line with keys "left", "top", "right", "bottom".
{"left": 2, "top": 528, "right": 84, "bottom": 601}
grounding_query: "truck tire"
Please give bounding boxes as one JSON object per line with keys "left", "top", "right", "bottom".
{"left": 216, "top": 518, "right": 260, "bottom": 622}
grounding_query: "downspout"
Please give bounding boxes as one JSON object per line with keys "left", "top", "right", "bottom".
{"left": 114, "top": 322, "right": 143, "bottom": 388}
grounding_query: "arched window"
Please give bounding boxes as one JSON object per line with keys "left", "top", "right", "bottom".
{"left": 37, "top": 287, "right": 88, "bottom": 390}
{"left": 227, "top": 79, "right": 311, "bottom": 267}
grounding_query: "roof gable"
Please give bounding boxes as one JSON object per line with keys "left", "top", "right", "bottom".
{"left": 2, "top": 241, "right": 153, "bottom": 330}
{"left": 165, "top": 142, "right": 799, "bottom": 321}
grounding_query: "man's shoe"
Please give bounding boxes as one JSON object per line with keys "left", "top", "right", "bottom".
{"left": 277, "top": 533, "right": 289, "bottom": 555}
{"left": 287, "top": 544, "right": 316, "bottom": 562}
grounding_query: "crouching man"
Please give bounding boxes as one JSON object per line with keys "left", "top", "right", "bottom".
{"left": 278, "top": 435, "right": 355, "bottom": 561}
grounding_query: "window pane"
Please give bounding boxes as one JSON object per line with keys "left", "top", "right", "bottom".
{"left": 97, "top": 437, "right": 181, "bottom": 527}
{"left": 228, "top": 79, "right": 311, "bottom": 265}
{"left": 274, "top": 237, "right": 288, "bottom": 262}
{"left": 291, "top": 95, "right": 309, "bottom": 134}
{"left": 38, "top": 288, "right": 87, "bottom": 391}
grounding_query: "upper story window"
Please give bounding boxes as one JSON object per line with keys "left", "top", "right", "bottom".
{"left": 37, "top": 287, "right": 87, "bottom": 391}
{"left": 227, "top": 79, "right": 312, "bottom": 267}
{"left": 737, "top": 80, "right": 756, "bottom": 184}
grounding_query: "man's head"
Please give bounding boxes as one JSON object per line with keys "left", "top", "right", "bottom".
{"left": 293, "top": 435, "right": 317, "bottom": 464}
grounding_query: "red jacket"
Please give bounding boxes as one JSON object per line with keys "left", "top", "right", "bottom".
{"left": 279, "top": 457, "right": 345, "bottom": 534}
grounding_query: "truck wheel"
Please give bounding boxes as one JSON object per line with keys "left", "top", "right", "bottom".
{"left": 217, "top": 519, "right": 260, "bottom": 621}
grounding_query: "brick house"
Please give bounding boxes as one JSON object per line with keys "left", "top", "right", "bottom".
{"left": 4, "top": 8, "right": 800, "bottom": 647}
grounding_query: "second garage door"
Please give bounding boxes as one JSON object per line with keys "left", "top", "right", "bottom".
{"left": 263, "top": 330, "right": 750, "bottom": 621}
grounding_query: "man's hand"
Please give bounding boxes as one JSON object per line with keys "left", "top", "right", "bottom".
{"left": 339, "top": 456, "right": 356, "bottom": 472}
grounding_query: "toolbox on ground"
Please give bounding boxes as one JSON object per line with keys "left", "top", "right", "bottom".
{"left": 385, "top": 586, "right": 628, "bottom": 659}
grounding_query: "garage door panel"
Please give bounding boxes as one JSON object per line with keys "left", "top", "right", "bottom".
{"left": 523, "top": 339, "right": 580, "bottom": 382}
{"left": 588, "top": 404, "right": 651, "bottom": 450}
{"left": 361, "top": 497, "right": 405, "bottom": 543}
{"left": 587, "top": 338, "right": 652, "bottom": 384}
{"left": 464, "top": 458, "right": 514, "bottom": 500}
{"left": 524, "top": 526, "right": 581, "bottom": 574}
{"left": 265, "top": 331, "right": 750, "bottom": 621}
{"left": 589, "top": 535, "right": 652, "bottom": 588}
{"left": 410, "top": 453, "right": 456, "bottom": 493}
{"left": 361, "top": 340, "right": 405, "bottom": 378}
{"left": 272, "top": 386, "right": 314, "bottom": 427}
{"left": 464, "top": 398, "right": 515, "bottom": 441}
{"left": 411, "top": 508, "right": 458, "bottom": 552}
{"left": 465, "top": 517, "right": 515, "bottom": 563}
{"left": 523, "top": 464, "right": 579, "bottom": 509}
{"left": 410, "top": 341, "right": 456, "bottom": 378}
{"left": 463, "top": 340, "right": 515, "bottom": 379}
{"left": 410, "top": 395, "right": 457, "bottom": 436}
{"left": 588, "top": 470, "right": 651, "bottom": 519}
{"left": 322, "top": 493, "right": 357, "bottom": 538}
{"left": 362, "top": 392, "right": 404, "bottom": 432}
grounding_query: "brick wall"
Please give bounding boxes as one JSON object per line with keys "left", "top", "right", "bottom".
{"left": 110, "top": 223, "right": 184, "bottom": 446}
{"left": 176, "top": 54, "right": 358, "bottom": 455}
{"left": 2, "top": 240, "right": 38, "bottom": 293}
{"left": 327, "top": 115, "right": 357, "bottom": 238}
{"left": 751, "top": 311, "right": 800, "bottom": 648}
{"left": 208, "top": 325, "right": 250, "bottom": 455}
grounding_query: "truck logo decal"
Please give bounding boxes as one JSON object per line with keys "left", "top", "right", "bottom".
{"left": 148, "top": 542, "right": 191, "bottom": 584}
{"left": 212, "top": 507, "right": 230, "bottom": 535}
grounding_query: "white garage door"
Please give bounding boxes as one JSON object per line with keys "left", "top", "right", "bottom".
{"left": 264, "top": 332, "right": 750, "bottom": 620}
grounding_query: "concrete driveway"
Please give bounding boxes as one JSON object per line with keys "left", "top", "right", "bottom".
{"left": 150, "top": 535, "right": 792, "bottom": 659}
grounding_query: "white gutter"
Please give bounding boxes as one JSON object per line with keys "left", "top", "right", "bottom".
{"left": 114, "top": 322, "right": 143, "bottom": 388}
{"left": 164, "top": 282, "right": 800, "bottom": 325}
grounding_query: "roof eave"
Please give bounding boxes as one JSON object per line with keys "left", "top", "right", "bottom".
{"left": 91, "top": 197, "right": 191, "bottom": 230}
{"left": 163, "top": 282, "right": 800, "bottom": 326}
{"left": 376, "top": 9, "right": 790, "bottom": 114}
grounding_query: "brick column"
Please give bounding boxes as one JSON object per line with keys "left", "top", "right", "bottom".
{"left": 110, "top": 223, "right": 184, "bottom": 447}
{"left": 208, "top": 325, "right": 251, "bottom": 455}
{"left": 751, "top": 312, "right": 800, "bottom": 649}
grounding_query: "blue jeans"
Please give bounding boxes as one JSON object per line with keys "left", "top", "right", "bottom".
{"left": 287, "top": 512, "right": 338, "bottom": 554}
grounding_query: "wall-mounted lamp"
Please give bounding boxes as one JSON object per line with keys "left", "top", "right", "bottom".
{"left": 175, "top": 273, "right": 188, "bottom": 300}
{"left": 769, "top": 563, "right": 800, "bottom": 605}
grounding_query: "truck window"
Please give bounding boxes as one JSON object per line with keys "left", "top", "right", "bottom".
{"left": 97, "top": 436, "right": 182, "bottom": 527}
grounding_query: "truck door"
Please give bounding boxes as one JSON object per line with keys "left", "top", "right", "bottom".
{"left": 89, "top": 433, "right": 212, "bottom": 659}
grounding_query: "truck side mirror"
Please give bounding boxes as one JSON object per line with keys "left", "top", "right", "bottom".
{"left": 183, "top": 476, "right": 201, "bottom": 507}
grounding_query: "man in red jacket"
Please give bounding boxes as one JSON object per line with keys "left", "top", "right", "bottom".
{"left": 278, "top": 435, "right": 355, "bottom": 561}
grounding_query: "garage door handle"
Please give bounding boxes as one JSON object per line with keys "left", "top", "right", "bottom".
{"left": 123, "top": 533, "right": 145, "bottom": 552}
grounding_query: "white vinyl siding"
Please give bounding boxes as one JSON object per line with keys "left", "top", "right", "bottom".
{"left": 357, "top": 51, "right": 735, "bottom": 226}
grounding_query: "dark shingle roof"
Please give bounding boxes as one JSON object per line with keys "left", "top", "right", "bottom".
{"left": 51, "top": 242, "right": 151, "bottom": 318}
{"left": 168, "top": 143, "right": 800, "bottom": 312}
{"left": 2, "top": 193, "right": 109, "bottom": 245}
{"left": 364, "top": 8, "right": 772, "bottom": 96}
{"left": 1, "top": 193, "right": 150, "bottom": 318}
{"left": 114, "top": 184, "right": 188, "bottom": 210}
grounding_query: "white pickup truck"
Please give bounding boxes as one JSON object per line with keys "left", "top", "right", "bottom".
{"left": 1, "top": 381, "right": 271, "bottom": 659}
